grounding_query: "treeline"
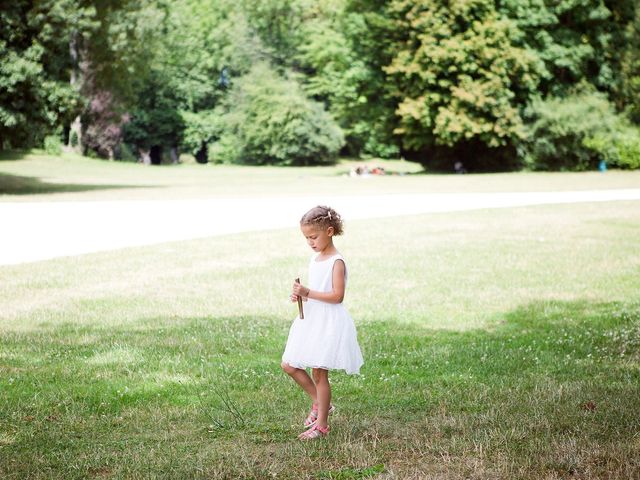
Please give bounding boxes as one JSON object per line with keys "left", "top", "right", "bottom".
{"left": 2, "top": 0, "right": 640, "bottom": 171}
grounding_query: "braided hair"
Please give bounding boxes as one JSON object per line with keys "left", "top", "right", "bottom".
{"left": 300, "top": 205, "right": 344, "bottom": 235}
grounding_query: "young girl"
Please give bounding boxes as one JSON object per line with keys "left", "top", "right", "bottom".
{"left": 281, "top": 205, "right": 364, "bottom": 440}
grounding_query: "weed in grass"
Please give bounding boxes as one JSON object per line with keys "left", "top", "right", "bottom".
{"left": 199, "top": 380, "right": 246, "bottom": 435}
{"left": 317, "top": 463, "right": 385, "bottom": 479}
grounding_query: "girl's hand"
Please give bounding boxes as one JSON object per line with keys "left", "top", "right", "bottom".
{"left": 290, "top": 293, "right": 299, "bottom": 303}
{"left": 292, "top": 282, "right": 310, "bottom": 298}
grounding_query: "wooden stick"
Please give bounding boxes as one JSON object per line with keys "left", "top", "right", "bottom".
{"left": 295, "top": 277, "right": 304, "bottom": 319}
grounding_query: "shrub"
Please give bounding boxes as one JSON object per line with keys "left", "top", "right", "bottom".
{"left": 207, "top": 134, "right": 238, "bottom": 165}
{"left": 584, "top": 126, "right": 640, "bottom": 170}
{"left": 214, "top": 64, "right": 344, "bottom": 166}
{"left": 521, "top": 91, "right": 625, "bottom": 171}
{"left": 615, "top": 133, "right": 640, "bottom": 169}
{"left": 180, "top": 110, "right": 222, "bottom": 158}
{"left": 69, "top": 130, "right": 79, "bottom": 148}
{"left": 118, "top": 142, "right": 138, "bottom": 162}
{"left": 43, "top": 134, "right": 62, "bottom": 155}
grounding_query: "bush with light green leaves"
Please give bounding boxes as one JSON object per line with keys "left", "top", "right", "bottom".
{"left": 211, "top": 64, "right": 344, "bottom": 166}
{"left": 583, "top": 125, "right": 640, "bottom": 170}
{"left": 522, "top": 90, "right": 640, "bottom": 171}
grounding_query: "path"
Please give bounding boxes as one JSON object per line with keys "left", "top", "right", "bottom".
{"left": 2, "top": 189, "right": 640, "bottom": 266}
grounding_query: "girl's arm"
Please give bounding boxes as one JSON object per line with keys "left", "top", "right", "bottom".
{"left": 292, "top": 260, "right": 346, "bottom": 304}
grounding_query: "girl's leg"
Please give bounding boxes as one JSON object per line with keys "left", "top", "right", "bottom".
{"left": 311, "top": 368, "right": 331, "bottom": 428}
{"left": 281, "top": 362, "right": 317, "bottom": 402}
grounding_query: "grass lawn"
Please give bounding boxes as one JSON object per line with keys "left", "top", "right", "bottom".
{"left": 1, "top": 151, "right": 639, "bottom": 478}
{"left": 1, "top": 150, "right": 640, "bottom": 202}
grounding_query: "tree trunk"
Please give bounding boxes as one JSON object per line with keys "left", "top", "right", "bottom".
{"left": 195, "top": 142, "right": 208, "bottom": 164}
{"left": 150, "top": 145, "right": 162, "bottom": 165}
{"left": 66, "top": 32, "right": 83, "bottom": 154}
{"left": 139, "top": 148, "right": 151, "bottom": 165}
{"left": 67, "top": 115, "right": 83, "bottom": 154}
{"left": 170, "top": 146, "right": 179, "bottom": 164}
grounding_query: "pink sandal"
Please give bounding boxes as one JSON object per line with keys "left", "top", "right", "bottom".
{"left": 298, "top": 423, "right": 330, "bottom": 440}
{"left": 304, "top": 403, "right": 335, "bottom": 429}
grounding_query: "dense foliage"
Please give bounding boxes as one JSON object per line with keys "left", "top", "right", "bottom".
{"left": 384, "top": 0, "right": 542, "bottom": 169}
{"left": 0, "top": 0, "right": 84, "bottom": 148}
{"left": 211, "top": 64, "right": 344, "bottom": 166}
{"left": 522, "top": 90, "right": 620, "bottom": 171}
{"left": 622, "top": 2, "right": 640, "bottom": 124}
{"left": 1, "top": 0, "right": 639, "bottom": 170}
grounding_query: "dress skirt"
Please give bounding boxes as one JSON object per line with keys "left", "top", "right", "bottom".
{"left": 282, "top": 298, "right": 363, "bottom": 375}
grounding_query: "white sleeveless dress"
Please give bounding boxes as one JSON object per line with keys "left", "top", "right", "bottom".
{"left": 282, "top": 253, "right": 364, "bottom": 375}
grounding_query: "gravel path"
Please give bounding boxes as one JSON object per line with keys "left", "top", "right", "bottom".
{"left": 2, "top": 189, "right": 640, "bottom": 266}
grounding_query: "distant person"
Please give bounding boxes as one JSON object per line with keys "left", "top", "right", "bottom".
{"left": 281, "top": 206, "right": 364, "bottom": 440}
{"left": 454, "top": 161, "right": 467, "bottom": 174}
{"left": 599, "top": 159, "right": 607, "bottom": 172}
{"left": 350, "top": 165, "right": 371, "bottom": 177}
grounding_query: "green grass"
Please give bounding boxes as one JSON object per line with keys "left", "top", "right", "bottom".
{"left": 1, "top": 195, "right": 639, "bottom": 478}
{"left": 1, "top": 150, "right": 640, "bottom": 202}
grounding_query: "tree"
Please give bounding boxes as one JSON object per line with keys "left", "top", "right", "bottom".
{"left": 73, "top": 0, "right": 166, "bottom": 156}
{"left": 622, "top": 2, "right": 640, "bottom": 123}
{"left": 121, "top": 0, "right": 263, "bottom": 162}
{"left": 123, "top": 72, "right": 187, "bottom": 164}
{"left": 385, "top": 0, "right": 542, "bottom": 170}
{"left": 0, "top": 0, "right": 165, "bottom": 153}
{"left": 0, "top": 0, "right": 90, "bottom": 149}
{"left": 296, "top": 0, "right": 401, "bottom": 158}
{"left": 498, "top": 0, "right": 636, "bottom": 100}
{"left": 240, "top": 0, "right": 306, "bottom": 68}
{"left": 522, "top": 90, "right": 619, "bottom": 171}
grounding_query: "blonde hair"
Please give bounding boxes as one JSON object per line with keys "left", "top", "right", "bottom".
{"left": 300, "top": 205, "right": 344, "bottom": 235}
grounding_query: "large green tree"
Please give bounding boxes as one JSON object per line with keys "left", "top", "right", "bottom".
{"left": 0, "top": 0, "right": 163, "bottom": 152}
{"left": 123, "top": 0, "right": 262, "bottom": 162}
{"left": 0, "top": 0, "right": 94, "bottom": 149}
{"left": 384, "top": 0, "right": 543, "bottom": 170}
{"left": 73, "top": 0, "right": 166, "bottom": 157}
{"left": 3, "top": 0, "right": 639, "bottom": 170}
{"left": 498, "top": 0, "right": 636, "bottom": 100}
{"left": 296, "top": 0, "right": 401, "bottom": 158}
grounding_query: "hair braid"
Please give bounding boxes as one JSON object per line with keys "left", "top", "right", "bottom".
{"left": 300, "top": 205, "right": 344, "bottom": 235}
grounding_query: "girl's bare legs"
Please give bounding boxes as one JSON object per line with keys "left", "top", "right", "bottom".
{"left": 281, "top": 362, "right": 317, "bottom": 403}
{"left": 312, "top": 368, "right": 331, "bottom": 428}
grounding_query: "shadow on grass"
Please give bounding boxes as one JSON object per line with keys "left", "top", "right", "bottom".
{"left": 1, "top": 301, "right": 639, "bottom": 478}
{"left": 0, "top": 150, "right": 37, "bottom": 162}
{"left": 0, "top": 173, "right": 156, "bottom": 195}
{"left": 2, "top": 301, "right": 639, "bottom": 411}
